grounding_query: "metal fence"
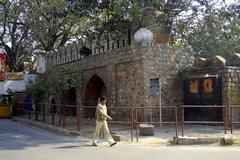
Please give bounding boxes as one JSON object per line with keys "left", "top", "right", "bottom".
{"left": 15, "top": 103, "right": 240, "bottom": 142}
{"left": 15, "top": 102, "right": 178, "bottom": 142}
{"left": 181, "top": 105, "right": 228, "bottom": 136}
{"left": 135, "top": 106, "right": 178, "bottom": 142}
{"left": 230, "top": 105, "right": 240, "bottom": 134}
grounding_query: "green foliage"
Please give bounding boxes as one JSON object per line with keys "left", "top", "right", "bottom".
{"left": 22, "top": 0, "right": 211, "bottom": 53}
{"left": 26, "top": 67, "right": 81, "bottom": 104}
{"left": 44, "top": 67, "right": 81, "bottom": 104}
{"left": 26, "top": 77, "right": 47, "bottom": 104}
{"left": 0, "top": 0, "right": 34, "bottom": 71}
{"left": 9, "top": 95, "right": 17, "bottom": 110}
{"left": 2, "top": 0, "right": 238, "bottom": 61}
{"left": 172, "top": 2, "right": 240, "bottom": 58}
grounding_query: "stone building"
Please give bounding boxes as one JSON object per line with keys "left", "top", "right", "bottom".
{"left": 45, "top": 17, "right": 195, "bottom": 119}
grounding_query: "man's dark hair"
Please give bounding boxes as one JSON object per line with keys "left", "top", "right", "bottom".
{"left": 99, "top": 96, "right": 106, "bottom": 102}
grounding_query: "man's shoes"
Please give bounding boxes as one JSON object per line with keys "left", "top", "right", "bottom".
{"left": 92, "top": 143, "right": 98, "bottom": 147}
{"left": 110, "top": 142, "right": 117, "bottom": 147}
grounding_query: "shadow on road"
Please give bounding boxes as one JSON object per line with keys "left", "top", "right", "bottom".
{"left": 0, "top": 120, "right": 88, "bottom": 150}
{"left": 52, "top": 144, "right": 93, "bottom": 149}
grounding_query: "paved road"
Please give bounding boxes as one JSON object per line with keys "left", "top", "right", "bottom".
{"left": 0, "top": 120, "right": 240, "bottom": 160}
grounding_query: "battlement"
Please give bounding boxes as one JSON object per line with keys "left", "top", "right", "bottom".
{"left": 46, "top": 34, "right": 131, "bottom": 66}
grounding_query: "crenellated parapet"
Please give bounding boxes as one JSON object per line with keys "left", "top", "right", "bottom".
{"left": 194, "top": 53, "right": 240, "bottom": 69}
{"left": 46, "top": 34, "right": 131, "bottom": 67}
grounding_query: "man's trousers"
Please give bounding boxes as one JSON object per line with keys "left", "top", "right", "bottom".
{"left": 92, "top": 121, "right": 115, "bottom": 145}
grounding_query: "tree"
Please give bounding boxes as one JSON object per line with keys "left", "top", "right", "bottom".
{"left": 26, "top": 77, "right": 47, "bottom": 104}
{"left": 26, "top": 66, "right": 81, "bottom": 124}
{"left": 2, "top": 0, "right": 232, "bottom": 62}
{"left": 0, "top": 0, "right": 33, "bottom": 71}
{"left": 25, "top": 0, "right": 96, "bottom": 54}
{"left": 27, "top": 66, "right": 81, "bottom": 104}
{"left": 24, "top": 0, "right": 212, "bottom": 55}
{"left": 173, "top": 2, "right": 240, "bottom": 57}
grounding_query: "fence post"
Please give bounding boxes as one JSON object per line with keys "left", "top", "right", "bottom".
{"left": 175, "top": 106, "right": 178, "bottom": 139}
{"left": 230, "top": 106, "right": 233, "bottom": 134}
{"left": 181, "top": 106, "right": 184, "bottom": 137}
{"left": 63, "top": 105, "right": 66, "bottom": 128}
{"left": 131, "top": 107, "right": 133, "bottom": 142}
{"left": 224, "top": 106, "right": 227, "bottom": 134}
{"left": 42, "top": 103, "right": 45, "bottom": 123}
{"left": 76, "top": 106, "right": 80, "bottom": 131}
{"left": 35, "top": 104, "right": 38, "bottom": 121}
{"left": 136, "top": 109, "right": 138, "bottom": 142}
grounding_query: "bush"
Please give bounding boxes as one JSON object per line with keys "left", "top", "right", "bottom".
{"left": 26, "top": 77, "right": 47, "bottom": 104}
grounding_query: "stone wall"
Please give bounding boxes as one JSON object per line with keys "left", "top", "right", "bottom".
{"left": 224, "top": 67, "right": 240, "bottom": 122}
{"left": 143, "top": 44, "right": 195, "bottom": 120}
{"left": 215, "top": 66, "right": 240, "bottom": 123}
{"left": 46, "top": 41, "right": 195, "bottom": 121}
{"left": 144, "top": 44, "right": 195, "bottom": 106}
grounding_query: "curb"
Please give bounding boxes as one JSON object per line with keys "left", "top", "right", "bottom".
{"left": 174, "top": 135, "right": 240, "bottom": 145}
{"left": 174, "top": 136, "right": 222, "bottom": 145}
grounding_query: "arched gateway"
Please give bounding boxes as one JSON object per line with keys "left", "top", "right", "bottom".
{"left": 84, "top": 75, "right": 107, "bottom": 118}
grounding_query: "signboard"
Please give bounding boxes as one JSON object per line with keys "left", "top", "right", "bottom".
{"left": 203, "top": 78, "right": 213, "bottom": 93}
{"left": 0, "top": 48, "right": 10, "bottom": 72}
{"left": 150, "top": 78, "right": 160, "bottom": 96}
{"left": 189, "top": 80, "right": 198, "bottom": 93}
{"left": 6, "top": 72, "right": 24, "bottom": 80}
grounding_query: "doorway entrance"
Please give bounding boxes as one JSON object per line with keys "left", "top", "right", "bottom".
{"left": 183, "top": 77, "right": 222, "bottom": 121}
{"left": 84, "top": 75, "right": 106, "bottom": 118}
{"left": 64, "top": 88, "right": 77, "bottom": 116}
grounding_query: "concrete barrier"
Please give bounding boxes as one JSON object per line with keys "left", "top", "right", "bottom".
{"left": 139, "top": 124, "right": 154, "bottom": 136}
{"left": 224, "top": 134, "right": 234, "bottom": 145}
{"left": 176, "top": 136, "right": 221, "bottom": 145}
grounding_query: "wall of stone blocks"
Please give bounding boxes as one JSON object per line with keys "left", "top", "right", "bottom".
{"left": 140, "top": 44, "right": 195, "bottom": 120}
{"left": 45, "top": 41, "right": 196, "bottom": 122}
{"left": 50, "top": 44, "right": 146, "bottom": 109}
{"left": 224, "top": 67, "right": 240, "bottom": 122}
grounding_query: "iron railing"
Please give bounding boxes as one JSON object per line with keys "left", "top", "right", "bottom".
{"left": 15, "top": 102, "right": 178, "bottom": 142}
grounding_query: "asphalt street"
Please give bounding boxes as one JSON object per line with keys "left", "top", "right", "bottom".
{"left": 0, "top": 119, "right": 240, "bottom": 160}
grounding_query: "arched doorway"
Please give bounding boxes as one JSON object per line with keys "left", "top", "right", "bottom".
{"left": 84, "top": 75, "right": 107, "bottom": 118}
{"left": 64, "top": 87, "right": 77, "bottom": 116}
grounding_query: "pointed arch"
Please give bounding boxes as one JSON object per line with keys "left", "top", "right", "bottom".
{"left": 84, "top": 74, "right": 107, "bottom": 118}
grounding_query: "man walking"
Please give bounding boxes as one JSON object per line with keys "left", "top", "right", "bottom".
{"left": 92, "top": 96, "right": 117, "bottom": 147}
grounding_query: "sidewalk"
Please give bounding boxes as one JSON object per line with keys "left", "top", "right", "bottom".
{"left": 14, "top": 116, "right": 240, "bottom": 146}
